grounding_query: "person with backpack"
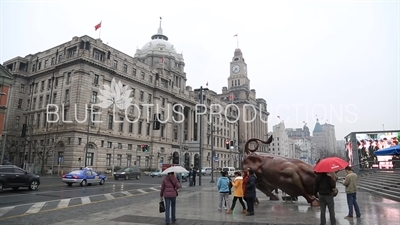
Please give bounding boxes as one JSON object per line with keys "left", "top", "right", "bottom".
{"left": 226, "top": 171, "right": 247, "bottom": 214}
{"left": 217, "top": 171, "right": 230, "bottom": 211}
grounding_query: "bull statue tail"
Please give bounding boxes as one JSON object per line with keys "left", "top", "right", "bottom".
{"left": 245, "top": 135, "right": 273, "bottom": 155}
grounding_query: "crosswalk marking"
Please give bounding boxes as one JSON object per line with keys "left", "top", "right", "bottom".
{"left": 57, "top": 199, "right": 71, "bottom": 208}
{"left": 150, "top": 187, "right": 159, "bottom": 191}
{"left": 122, "top": 191, "right": 133, "bottom": 196}
{"left": 104, "top": 193, "right": 115, "bottom": 200}
{"left": 0, "top": 206, "right": 14, "bottom": 217}
{"left": 81, "top": 197, "right": 91, "bottom": 204}
{"left": 137, "top": 189, "right": 146, "bottom": 193}
{"left": 25, "top": 202, "right": 46, "bottom": 214}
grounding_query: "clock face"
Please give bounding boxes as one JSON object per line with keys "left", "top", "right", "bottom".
{"left": 232, "top": 65, "right": 240, "bottom": 74}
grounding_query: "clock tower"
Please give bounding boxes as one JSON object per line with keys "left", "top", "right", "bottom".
{"left": 228, "top": 48, "right": 250, "bottom": 90}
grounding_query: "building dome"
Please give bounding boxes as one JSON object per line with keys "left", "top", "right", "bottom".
{"left": 134, "top": 20, "right": 183, "bottom": 62}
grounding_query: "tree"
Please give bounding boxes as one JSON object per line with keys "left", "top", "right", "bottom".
{"left": 316, "top": 147, "right": 345, "bottom": 161}
{"left": 0, "top": 136, "right": 25, "bottom": 165}
{"left": 31, "top": 134, "right": 66, "bottom": 174}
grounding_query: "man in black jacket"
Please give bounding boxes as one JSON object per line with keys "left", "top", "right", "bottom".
{"left": 314, "top": 172, "right": 336, "bottom": 225}
{"left": 244, "top": 168, "right": 256, "bottom": 216}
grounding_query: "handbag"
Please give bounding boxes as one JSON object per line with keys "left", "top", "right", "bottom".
{"left": 159, "top": 200, "right": 166, "bottom": 213}
{"left": 332, "top": 187, "right": 338, "bottom": 197}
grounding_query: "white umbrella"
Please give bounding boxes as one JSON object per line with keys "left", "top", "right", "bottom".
{"left": 161, "top": 166, "right": 188, "bottom": 175}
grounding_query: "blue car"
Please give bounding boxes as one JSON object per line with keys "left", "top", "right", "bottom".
{"left": 62, "top": 167, "right": 107, "bottom": 187}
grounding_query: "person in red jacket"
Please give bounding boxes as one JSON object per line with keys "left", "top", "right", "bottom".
{"left": 242, "top": 169, "right": 249, "bottom": 197}
{"left": 160, "top": 172, "right": 180, "bottom": 225}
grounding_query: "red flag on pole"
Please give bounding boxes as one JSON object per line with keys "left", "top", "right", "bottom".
{"left": 95, "top": 22, "right": 102, "bottom": 31}
{"left": 277, "top": 116, "right": 280, "bottom": 119}
{"left": 206, "top": 81, "right": 208, "bottom": 86}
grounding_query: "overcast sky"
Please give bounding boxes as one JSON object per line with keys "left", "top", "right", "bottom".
{"left": 1, "top": 0, "right": 399, "bottom": 139}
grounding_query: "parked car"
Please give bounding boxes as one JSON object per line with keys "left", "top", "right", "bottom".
{"left": 150, "top": 170, "right": 162, "bottom": 177}
{"left": 62, "top": 167, "right": 107, "bottom": 187}
{"left": 201, "top": 167, "right": 212, "bottom": 176}
{"left": 114, "top": 167, "right": 141, "bottom": 180}
{"left": 0, "top": 165, "right": 40, "bottom": 191}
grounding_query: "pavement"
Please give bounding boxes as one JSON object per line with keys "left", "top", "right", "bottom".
{"left": 0, "top": 176, "right": 398, "bottom": 225}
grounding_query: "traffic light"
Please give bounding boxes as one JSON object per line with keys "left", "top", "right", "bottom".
{"left": 141, "top": 144, "right": 145, "bottom": 152}
{"left": 144, "top": 145, "right": 149, "bottom": 152}
{"left": 225, "top": 140, "right": 230, "bottom": 149}
{"left": 230, "top": 140, "right": 234, "bottom": 147}
{"left": 78, "top": 157, "right": 81, "bottom": 162}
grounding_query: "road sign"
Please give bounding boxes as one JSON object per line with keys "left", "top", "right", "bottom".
{"left": 214, "top": 156, "right": 219, "bottom": 162}
{"left": 187, "top": 141, "right": 200, "bottom": 152}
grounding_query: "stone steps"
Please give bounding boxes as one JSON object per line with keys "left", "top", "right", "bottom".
{"left": 357, "top": 171, "right": 400, "bottom": 202}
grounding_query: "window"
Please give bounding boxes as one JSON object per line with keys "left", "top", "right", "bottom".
{"left": 33, "top": 98, "right": 36, "bottom": 109}
{"left": 117, "top": 154, "right": 122, "bottom": 166}
{"left": 129, "top": 105, "right": 134, "bottom": 114}
{"left": 131, "top": 88, "right": 135, "bottom": 98}
{"left": 65, "top": 89, "right": 70, "bottom": 102}
{"left": 43, "top": 113, "right": 47, "bottom": 127}
{"left": 94, "top": 75, "right": 99, "bottom": 85}
{"left": 17, "top": 99, "right": 23, "bottom": 108}
{"left": 78, "top": 138, "right": 82, "bottom": 145}
{"left": 15, "top": 116, "right": 20, "bottom": 129}
{"left": 132, "top": 68, "right": 136, "bottom": 76}
{"left": 101, "top": 140, "right": 104, "bottom": 147}
{"left": 128, "top": 144, "right": 132, "bottom": 150}
{"left": 108, "top": 115, "right": 113, "bottom": 129}
{"left": 119, "top": 117, "right": 123, "bottom": 131}
{"left": 93, "top": 50, "right": 104, "bottom": 61}
{"left": 107, "top": 141, "right": 112, "bottom": 148}
{"left": 146, "top": 123, "right": 151, "bottom": 135}
{"left": 55, "top": 78, "right": 59, "bottom": 88}
{"left": 46, "top": 95, "right": 50, "bottom": 105}
{"left": 51, "top": 57, "right": 55, "bottom": 66}
{"left": 162, "top": 98, "right": 165, "bottom": 106}
{"left": 127, "top": 155, "right": 132, "bottom": 167}
{"left": 58, "top": 54, "right": 63, "bottom": 62}
{"left": 86, "top": 152, "right": 94, "bottom": 166}
{"left": 161, "top": 125, "right": 165, "bottom": 137}
{"left": 52, "top": 93, "right": 57, "bottom": 103}
{"left": 66, "top": 72, "right": 71, "bottom": 84}
{"left": 91, "top": 92, "right": 97, "bottom": 103}
{"left": 138, "top": 121, "right": 142, "bottom": 135}
{"left": 113, "top": 60, "right": 118, "bottom": 69}
{"left": 123, "top": 64, "right": 127, "bottom": 73}
{"left": 141, "top": 72, "right": 145, "bottom": 79}
{"left": 32, "top": 64, "right": 36, "bottom": 72}
{"left": 36, "top": 113, "right": 41, "bottom": 128}
{"left": 140, "top": 91, "right": 144, "bottom": 101}
{"left": 118, "top": 143, "right": 122, "bottom": 149}
{"left": 63, "top": 108, "right": 68, "bottom": 121}
{"left": 128, "top": 123, "right": 133, "bottom": 133}
{"left": 136, "top": 145, "right": 141, "bottom": 151}
{"left": 20, "top": 84, "right": 25, "bottom": 92}
{"left": 139, "top": 106, "right": 143, "bottom": 116}
{"left": 45, "top": 60, "right": 48, "bottom": 68}
{"left": 41, "top": 81, "right": 45, "bottom": 91}
{"left": 136, "top": 156, "right": 141, "bottom": 167}
{"left": 106, "top": 154, "right": 111, "bottom": 166}
{"left": 149, "top": 75, "right": 153, "bottom": 83}
{"left": 35, "top": 83, "right": 38, "bottom": 92}
{"left": 39, "top": 96, "right": 43, "bottom": 108}
{"left": 148, "top": 94, "right": 152, "bottom": 103}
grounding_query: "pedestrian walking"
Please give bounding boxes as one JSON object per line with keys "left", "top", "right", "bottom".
{"left": 226, "top": 171, "right": 247, "bottom": 214}
{"left": 343, "top": 166, "right": 361, "bottom": 219}
{"left": 160, "top": 172, "right": 180, "bottom": 225}
{"left": 192, "top": 168, "right": 197, "bottom": 186}
{"left": 314, "top": 172, "right": 336, "bottom": 225}
{"left": 244, "top": 168, "right": 256, "bottom": 216}
{"left": 188, "top": 168, "right": 194, "bottom": 186}
{"left": 217, "top": 171, "right": 230, "bottom": 211}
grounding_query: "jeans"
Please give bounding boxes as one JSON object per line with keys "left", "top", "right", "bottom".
{"left": 244, "top": 197, "right": 255, "bottom": 214}
{"left": 218, "top": 193, "right": 230, "bottom": 210}
{"left": 346, "top": 193, "right": 361, "bottom": 217}
{"left": 164, "top": 197, "right": 176, "bottom": 223}
{"left": 319, "top": 194, "right": 336, "bottom": 225}
{"left": 231, "top": 196, "right": 246, "bottom": 210}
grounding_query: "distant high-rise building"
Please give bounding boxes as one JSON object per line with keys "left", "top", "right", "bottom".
{"left": 311, "top": 119, "right": 337, "bottom": 159}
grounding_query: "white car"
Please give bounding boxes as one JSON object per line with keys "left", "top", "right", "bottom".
{"left": 201, "top": 167, "right": 212, "bottom": 175}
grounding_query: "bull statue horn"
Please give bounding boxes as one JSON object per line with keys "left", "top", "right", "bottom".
{"left": 244, "top": 135, "right": 274, "bottom": 155}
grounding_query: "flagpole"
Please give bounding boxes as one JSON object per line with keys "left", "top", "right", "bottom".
{"left": 237, "top": 34, "right": 239, "bottom": 48}
{"left": 99, "top": 21, "right": 102, "bottom": 39}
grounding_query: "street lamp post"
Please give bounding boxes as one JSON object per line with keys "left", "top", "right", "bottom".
{"left": 194, "top": 86, "right": 208, "bottom": 186}
{"left": 111, "top": 147, "right": 116, "bottom": 175}
{"left": 210, "top": 113, "right": 222, "bottom": 183}
{"left": 84, "top": 108, "right": 91, "bottom": 167}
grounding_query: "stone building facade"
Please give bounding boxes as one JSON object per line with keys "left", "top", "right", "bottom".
{"left": 2, "top": 24, "right": 268, "bottom": 173}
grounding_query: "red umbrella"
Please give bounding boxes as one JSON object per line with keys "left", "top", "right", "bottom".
{"left": 314, "top": 157, "right": 348, "bottom": 173}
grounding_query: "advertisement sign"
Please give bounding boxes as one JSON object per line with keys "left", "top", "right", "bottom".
{"left": 345, "top": 131, "right": 399, "bottom": 169}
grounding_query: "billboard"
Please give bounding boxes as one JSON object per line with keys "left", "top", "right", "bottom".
{"left": 345, "top": 131, "right": 399, "bottom": 169}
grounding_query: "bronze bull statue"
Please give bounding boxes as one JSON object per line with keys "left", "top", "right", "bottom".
{"left": 242, "top": 137, "right": 319, "bottom": 206}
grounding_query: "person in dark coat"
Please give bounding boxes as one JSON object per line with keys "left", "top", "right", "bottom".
{"left": 192, "top": 168, "right": 197, "bottom": 186}
{"left": 160, "top": 172, "right": 180, "bottom": 225}
{"left": 314, "top": 172, "right": 336, "bottom": 225}
{"left": 244, "top": 168, "right": 256, "bottom": 216}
